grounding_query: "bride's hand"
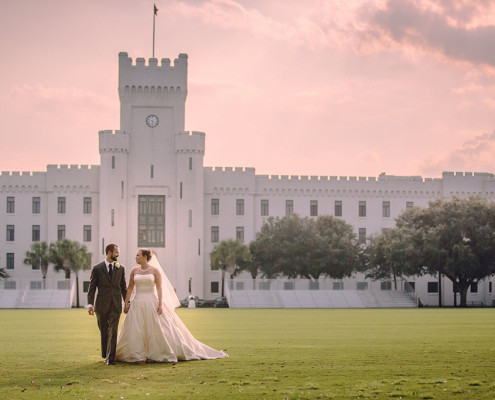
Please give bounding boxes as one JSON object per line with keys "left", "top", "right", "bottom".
{"left": 157, "top": 304, "right": 163, "bottom": 315}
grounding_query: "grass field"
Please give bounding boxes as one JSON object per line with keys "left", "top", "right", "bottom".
{"left": 0, "top": 308, "right": 494, "bottom": 399}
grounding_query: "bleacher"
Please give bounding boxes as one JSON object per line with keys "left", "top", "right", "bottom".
{"left": 228, "top": 289, "right": 417, "bottom": 308}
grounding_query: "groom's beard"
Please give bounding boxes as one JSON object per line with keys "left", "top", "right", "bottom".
{"left": 111, "top": 256, "right": 118, "bottom": 262}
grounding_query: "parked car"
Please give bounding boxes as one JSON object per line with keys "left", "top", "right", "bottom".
{"left": 213, "top": 296, "right": 229, "bottom": 308}
{"left": 197, "top": 298, "right": 215, "bottom": 308}
{"left": 180, "top": 296, "right": 199, "bottom": 307}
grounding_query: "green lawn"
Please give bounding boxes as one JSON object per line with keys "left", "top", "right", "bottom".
{"left": 0, "top": 308, "right": 494, "bottom": 399}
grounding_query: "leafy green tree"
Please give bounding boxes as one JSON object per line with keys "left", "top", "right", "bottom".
{"left": 49, "top": 239, "right": 92, "bottom": 307}
{"left": 393, "top": 196, "right": 495, "bottom": 307}
{"left": 0, "top": 268, "right": 9, "bottom": 280}
{"left": 210, "top": 239, "right": 250, "bottom": 296}
{"left": 24, "top": 241, "right": 50, "bottom": 288}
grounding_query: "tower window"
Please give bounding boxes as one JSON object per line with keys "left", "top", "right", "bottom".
{"left": 310, "top": 200, "right": 318, "bottom": 217}
{"left": 58, "top": 197, "right": 66, "bottom": 214}
{"left": 236, "top": 199, "right": 244, "bottom": 216}
{"left": 286, "top": 200, "right": 293, "bottom": 216}
{"left": 112, "top": 156, "right": 115, "bottom": 169}
{"left": 83, "top": 197, "right": 92, "bottom": 214}
{"left": 189, "top": 157, "right": 192, "bottom": 170}
{"left": 6, "top": 197, "right": 15, "bottom": 213}
{"left": 261, "top": 200, "right": 269, "bottom": 216}
{"left": 138, "top": 195, "right": 165, "bottom": 247}
{"left": 334, "top": 200, "right": 342, "bottom": 217}
{"left": 211, "top": 199, "right": 219, "bottom": 215}
{"left": 32, "top": 197, "right": 41, "bottom": 214}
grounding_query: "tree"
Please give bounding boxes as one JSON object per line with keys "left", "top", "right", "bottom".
{"left": 250, "top": 214, "right": 362, "bottom": 280}
{"left": 393, "top": 196, "right": 495, "bottom": 307}
{"left": 49, "top": 239, "right": 92, "bottom": 307}
{"left": 24, "top": 241, "right": 50, "bottom": 289}
{"left": 0, "top": 268, "right": 9, "bottom": 280}
{"left": 210, "top": 239, "right": 250, "bottom": 296}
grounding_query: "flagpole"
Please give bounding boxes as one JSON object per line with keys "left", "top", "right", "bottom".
{"left": 153, "top": 4, "right": 156, "bottom": 58}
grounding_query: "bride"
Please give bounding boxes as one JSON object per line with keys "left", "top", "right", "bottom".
{"left": 115, "top": 248, "right": 228, "bottom": 363}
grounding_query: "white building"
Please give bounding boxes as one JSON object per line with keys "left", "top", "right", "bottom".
{"left": 1, "top": 52, "right": 495, "bottom": 307}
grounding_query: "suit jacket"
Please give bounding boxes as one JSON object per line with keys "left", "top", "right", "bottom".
{"left": 87, "top": 261, "right": 127, "bottom": 315}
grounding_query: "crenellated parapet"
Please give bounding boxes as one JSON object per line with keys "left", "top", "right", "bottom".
{"left": 204, "top": 166, "right": 256, "bottom": 194}
{"left": 99, "top": 130, "right": 129, "bottom": 154}
{"left": 175, "top": 131, "right": 205, "bottom": 155}
{"left": 118, "top": 52, "right": 187, "bottom": 101}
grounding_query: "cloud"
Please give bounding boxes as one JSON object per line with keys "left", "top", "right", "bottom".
{"left": 419, "top": 130, "right": 495, "bottom": 175}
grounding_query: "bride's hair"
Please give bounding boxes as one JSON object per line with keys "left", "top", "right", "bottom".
{"left": 139, "top": 248, "right": 152, "bottom": 261}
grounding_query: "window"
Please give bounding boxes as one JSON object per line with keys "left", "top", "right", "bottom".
{"left": 406, "top": 201, "right": 414, "bottom": 209}
{"left": 32, "top": 261, "right": 40, "bottom": 270}
{"left": 180, "top": 182, "right": 183, "bottom": 199}
{"left": 188, "top": 210, "right": 192, "bottom": 228}
{"left": 490, "top": 282, "right": 492, "bottom": 293}
{"left": 211, "top": 199, "right": 219, "bottom": 215}
{"left": 6, "top": 253, "right": 14, "bottom": 270}
{"left": 382, "top": 201, "right": 390, "bottom": 218}
{"left": 32, "top": 225, "right": 40, "bottom": 242}
{"left": 310, "top": 200, "right": 318, "bottom": 217}
{"left": 470, "top": 282, "right": 478, "bottom": 293}
{"left": 259, "top": 282, "right": 271, "bottom": 290}
{"left": 189, "top": 157, "right": 193, "bottom": 170}
{"left": 358, "top": 228, "right": 366, "bottom": 244}
{"left": 359, "top": 201, "right": 366, "bottom": 217}
{"left": 234, "top": 281, "right": 244, "bottom": 290}
{"left": 57, "top": 197, "right": 66, "bottom": 214}
{"left": 151, "top": 165, "right": 154, "bottom": 179}
{"left": 211, "top": 226, "right": 219, "bottom": 243}
{"left": 286, "top": 200, "right": 293, "bottom": 216}
{"left": 334, "top": 200, "right": 342, "bottom": 217}
{"left": 380, "top": 281, "right": 392, "bottom": 291}
{"left": 6, "top": 225, "right": 14, "bottom": 241}
{"left": 406, "top": 282, "right": 416, "bottom": 292}
{"left": 236, "top": 227, "right": 244, "bottom": 243}
{"left": 32, "top": 197, "right": 41, "bottom": 214}
{"left": 427, "top": 282, "right": 438, "bottom": 293}
{"left": 198, "top": 239, "right": 201, "bottom": 256}
{"left": 357, "top": 282, "right": 368, "bottom": 290}
{"left": 236, "top": 199, "right": 244, "bottom": 216}
{"left": 83, "top": 225, "right": 92, "bottom": 242}
{"left": 121, "top": 181, "right": 124, "bottom": 198}
{"left": 4, "top": 281, "right": 16, "bottom": 289}
{"left": 83, "top": 281, "right": 90, "bottom": 293}
{"left": 138, "top": 195, "right": 165, "bottom": 247}
{"left": 6, "top": 197, "right": 14, "bottom": 213}
{"left": 30, "top": 281, "right": 42, "bottom": 290}
{"left": 333, "top": 281, "right": 344, "bottom": 290}
{"left": 111, "top": 209, "right": 114, "bottom": 227}
{"left": 112, "top": 155, "right": 115, "bottom": 169}
{"left": 57, "top": 225, "right": 66, "bottom": 240}
{"left": 309, "top": 281, "right": 319, "bottom": 290}
{"left": 261, "top": 199, "right": 269, "bottom": 216}
{"left": 83, "top": 197, "right": 92, "bottom": 214}
{"left": 284, "top": 282, "right": 295, "bottom": 290}
{"left": 211, "top": 281, "right": 219, "bottom": 293}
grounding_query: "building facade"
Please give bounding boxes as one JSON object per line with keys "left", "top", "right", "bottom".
{"left": 1, "top": 52, "right": 495, "bottom": 307}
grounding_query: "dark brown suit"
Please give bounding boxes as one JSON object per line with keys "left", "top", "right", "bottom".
{"left": 87, "top": 261, "right": 127, "bottom": 362}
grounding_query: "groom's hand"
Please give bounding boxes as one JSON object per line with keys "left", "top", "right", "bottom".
{"left": 88, "top": 306, "right": 94, "bottom": 315}
{"left": 124, "top": 303, "right": 130, "bottom": 314}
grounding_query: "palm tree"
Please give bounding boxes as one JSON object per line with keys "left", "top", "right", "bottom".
{"left": 24, "top": 241, "right": 50, "bottom": 289}
{"left": 210, "top": 239, "right": 250, "bottom": 296}
{"left": 49, "top": 239, "right": 92, "bottom": 307}
{"left": 0, "top": 268, "right": 10, "bottom": 280}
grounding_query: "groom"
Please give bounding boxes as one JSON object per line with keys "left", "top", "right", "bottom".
{"left": 87, "top": 243, "right": 127, "bottom": 365}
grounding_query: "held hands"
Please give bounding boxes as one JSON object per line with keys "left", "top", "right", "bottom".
{"left": 157, "top": 304, "right": 163, "bottom": 315}
{"left": 88, "top": 306, "right": 94, "bottom": 316}
{"left": 124, "top": 302, "right": 131, "bottom": 314}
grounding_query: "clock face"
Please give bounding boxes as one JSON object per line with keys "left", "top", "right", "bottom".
{"left": 146, "top": 115, "right": 159, "bottom": 128}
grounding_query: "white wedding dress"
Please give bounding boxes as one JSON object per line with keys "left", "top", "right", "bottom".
{"left": 115, "top": 274, "right": 228, "bottom": 363}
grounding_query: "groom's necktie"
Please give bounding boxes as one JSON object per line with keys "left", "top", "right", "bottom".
{"left": 108, "top": 263, "right": 113, "bottom": 278}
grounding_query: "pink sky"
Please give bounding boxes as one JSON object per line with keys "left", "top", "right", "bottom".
{"left": 1, "top": 0, "right": 495, "bottom": 178}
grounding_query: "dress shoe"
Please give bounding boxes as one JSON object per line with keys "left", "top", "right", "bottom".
{"left": 106, "top": 359, "right": 116, "bottom": 365}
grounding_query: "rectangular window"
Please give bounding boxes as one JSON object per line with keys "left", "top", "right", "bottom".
{"left": 83, "top": 225, "right": 92, "bottom": 242}
{"left": 6, "top": 196, "right": 14, "bottom": 213}
{"left": 6, "top": 253, "right": 14, "bottom": 270}
{"left": 382, "top": 201, "right": 390, "bottom": 218}
{"left": 490, "top": 282, "right": 493, "bottom": 293}
{"left": 111, "top": 209, "right": 115, "bottom": 227}
{"left": 32, "top": 225, "right": 40, "bottom": 242}
{"left": 211, "top": 198, "right": 219, "bottom": 215}
{"left": 261, "top": 199, "right": 269, "bottom": 216}
{"left": 259, "top": 281, "right": 271, "bottom": 290}
{"left": 57, "top": 225, "right": 66, "bottom": 240}
{"left": 138, "top": 195, "right": 166, "bottom": 247}
{"left": 151, "top": 164, "right": 154, "bottom": 179}
{"left": 236, "top": 199, "right": 244, "bottom": 216}
{"left": 236, "top": 226, "right": 244, "bottom": 243}
{"left": 4, "top": 280, "right": 16, "bottom": 289}
{"left": 188, "top": 210, "right": 192, "bottom": 228}
{"left": 380, "top": 281, "right": 392, "bottom": 291}
{"left": 284, "top": 282, "right": 295, "bottom": 290}
{"left": 198, "top": 239, "right": 201, "bottom": 256}
{"left": 211, "top": 226, "right": 219, "bottom": 243}
{"left": 333, "top": 281, "right": 344, "bottom": 290}
{"left": 309, "top": 281, "right": 319, "bottom": 290}
{"left": 112, "top": 155, "right": 115, "bottom": 169}
{"left": 121, "top": 181, "right": 124, "bottom": 198}
{"left": 334, "top": 200, "right": 342, "bottom": 217}
{"left": 83, "top": 197, "right": 92, "bottom": 214}
{"left": 235, "top": 281, "right": 245, "bottom": 290}
{"left": 180, "top": 182, "right": 183, "bottom": 199}
{"left": 83, "top": 281, "right": 90, "bottom": 293}
{"left": 6, "top": 225, "right": 14, "bottom": 241}
{"left": 32, "top": 197, "right": 41, "bottom": 214}
{"left": 406, "top": 282, "right": 416, "bottom": 292}
{"left": 406, "top": 201, "right": 414, "bottom": 209}
{"left": 359, "top": 201, "right": 366, "bottom": 217}
{"left": 427, "top": 282, "right": 438, "bottom": 293}
{"left": 285, "top": 200, "right": 294, "bottom": 216}
{"left": 189, "top": 157, "right": 193, "bottom": 170}
{"left": 310, "top": 200, "right": 318, "bottom": 217}
{"left": 358, "top": 228, "right": 366, "bottom": 244}
{"left": 211, "top": 281, "right": 219, "bottom": 293}
{"left": 57, "top": 197, "right": 66, "bottom": 214}
{"left": 30, "top": 281, "right": 42, "bottom": 290}
{"left": 32, "top": 261, "right": 40, "bottom": 270}
{"left": 470, "top": 282, "right": 478, "bottom": 293}
{"left": 357, "top": 282, "right": 368, "bottom": 290}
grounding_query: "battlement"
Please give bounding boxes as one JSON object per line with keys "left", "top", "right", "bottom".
{"left": 118, "top": 52, "right": 187, "bottom": 100}
{"left": 46, "top": 164, "right": 98, "bottom": 171}
{"left": 443, "top": 171, "right": 494, "bottom": 179}
{"left": 99, "top": 130, "right": 129, "bottom": 153}
{"left": 205, "top": 167, "right": 256, "bottom": 174}
{"left": 175, "top": 131, "right": 205, "bottom": 154}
